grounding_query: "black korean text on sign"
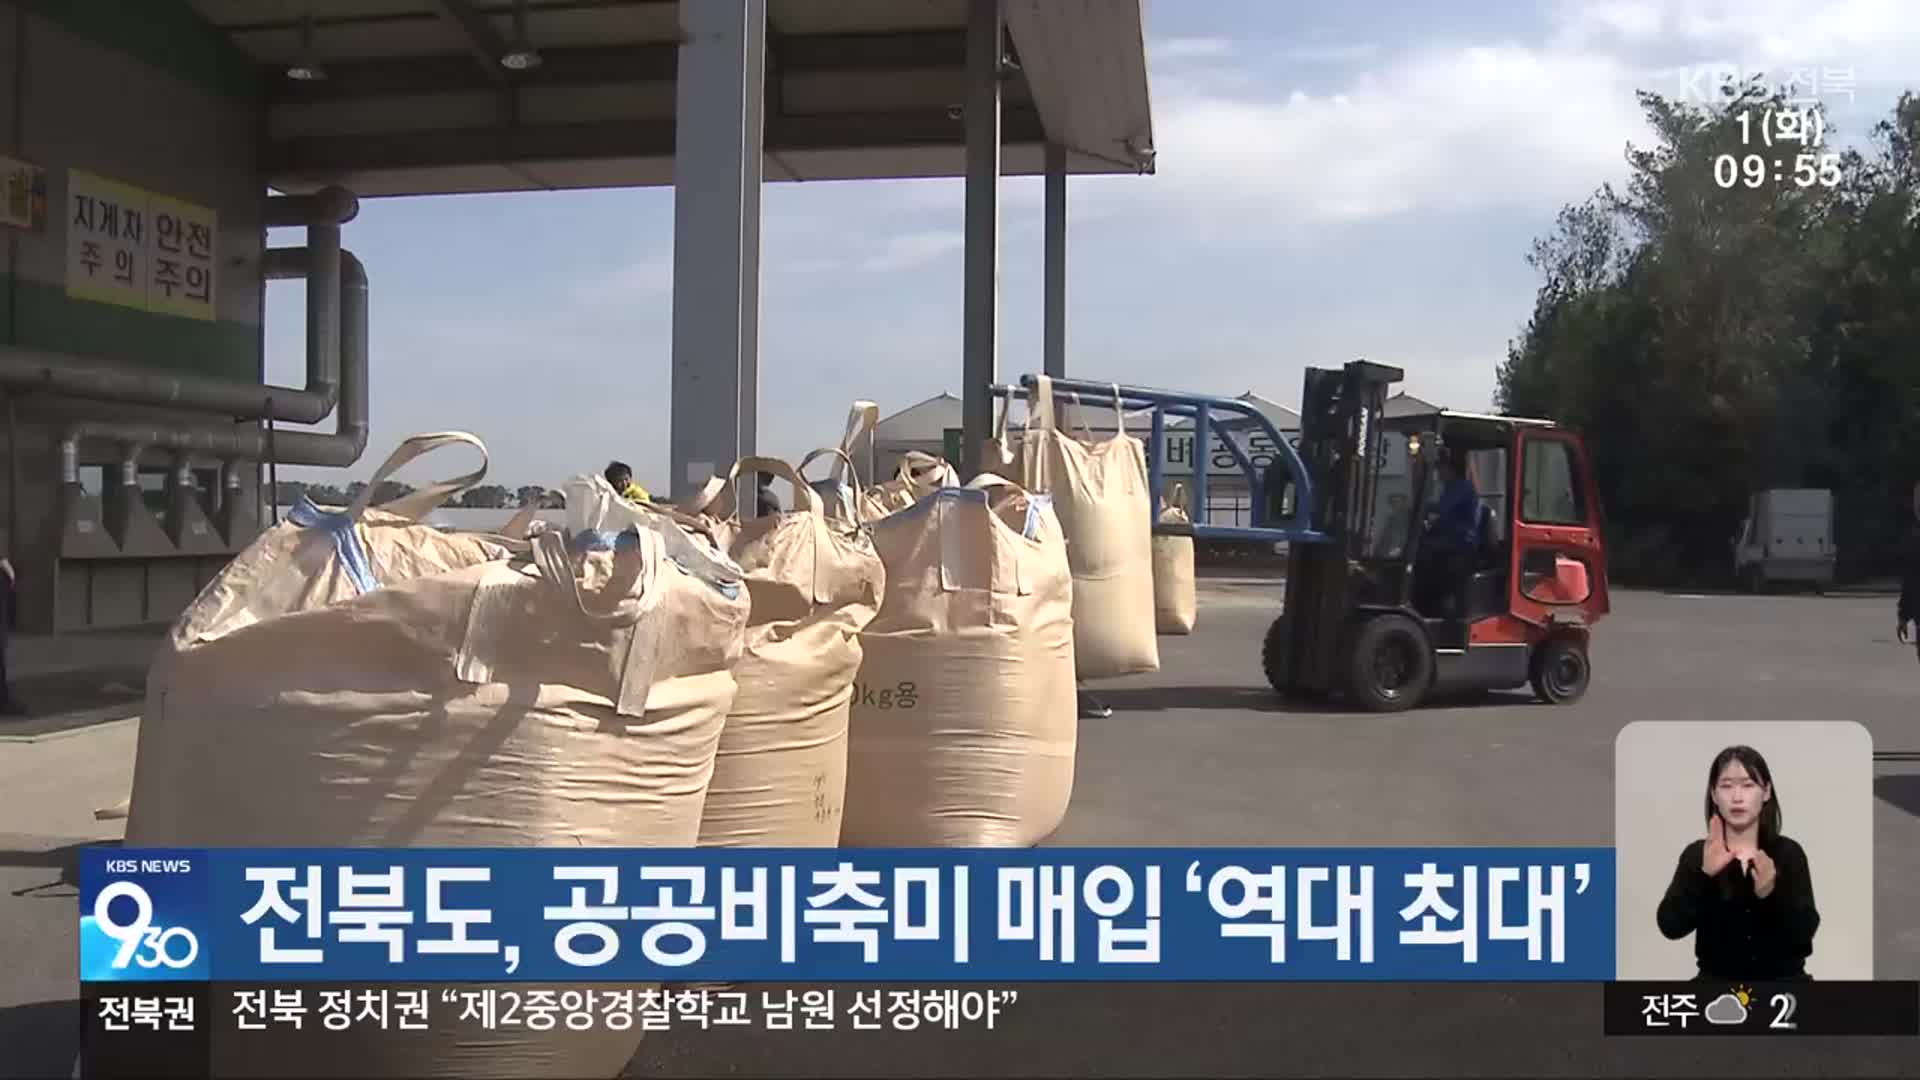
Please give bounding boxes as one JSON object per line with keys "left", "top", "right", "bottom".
{"left": 66, "top": 170, "right": 147, "bottom": 310}
{"left": 64, "top": 170, "right": 217, "bottom": 320}
{"left": 186, "top": 221, "right": 213, "bottom": 261}
{"left": 151, "top": 209, "right": 185, "bottom": 301}
{"left": 147, "top": 196, "right": 218, "bottom": 320}
{"left": 155, "top": 209, "right": 182, "bottom": 255}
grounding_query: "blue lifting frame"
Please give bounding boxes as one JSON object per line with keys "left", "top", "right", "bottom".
{"left": 991, "top": 376, "right": 1332, "bottom": 545}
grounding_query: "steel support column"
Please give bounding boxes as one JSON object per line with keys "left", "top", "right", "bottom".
{"left": 668, "top": 0, "right": 766, "bottom": 500}
{"left": 1043, "top": 142, "right": 1067, "bottom": 379}
{"left": 959, "top": 0, "right": 1004, "bottom": 481}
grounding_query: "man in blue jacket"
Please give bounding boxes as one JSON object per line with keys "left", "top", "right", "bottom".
{"left": 1418, "top": 451, "right": 1483, "bottom": 617}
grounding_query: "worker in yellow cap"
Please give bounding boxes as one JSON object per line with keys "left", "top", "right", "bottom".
{"left": 604, "top": 460, "right": 651, "bottom": 503}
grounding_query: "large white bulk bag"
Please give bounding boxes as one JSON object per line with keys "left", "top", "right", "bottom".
{"left": 842, "top": 474, "right": 1077, "bottom": 847}
{"left": 1155, "top": 482, "right": 1198, "bottom": 634}
{"left": 1021, "top": 376, "right": 1161, "bottom": 678}
{"left": 680, "top": 453, "right": 885, "bottom": 847}
{"left": 124, "top": 432, "right": 749, "bottom": 1080}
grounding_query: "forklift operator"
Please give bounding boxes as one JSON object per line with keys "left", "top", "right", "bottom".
{"left": 1418, "top": 451, "right": 1483, "bottom": 615}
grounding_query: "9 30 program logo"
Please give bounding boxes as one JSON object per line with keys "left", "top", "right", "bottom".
{"left": 80, "top": 849, "right": 210, "bottom": 982}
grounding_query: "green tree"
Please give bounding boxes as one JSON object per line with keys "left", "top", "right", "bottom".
{"left": 1498, "top": 84, "right": 1919, "bottom": 583}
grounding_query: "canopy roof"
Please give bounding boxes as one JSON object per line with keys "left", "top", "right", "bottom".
{"left": 187, "top": 0, "right": 1156, "bottom": 196}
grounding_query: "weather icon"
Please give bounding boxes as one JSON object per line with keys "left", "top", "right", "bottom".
{"left": 1705, "top": 986, "right": 1752, "bottom": 1026}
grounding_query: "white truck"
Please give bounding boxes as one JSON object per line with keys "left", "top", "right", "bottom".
{"left": 1733, "top": 488, "right": 1835, "bottom": 592}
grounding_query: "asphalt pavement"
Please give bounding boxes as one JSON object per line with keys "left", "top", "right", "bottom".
{"left": 3, "top": 583, "right": 1917, "bottom": 1078}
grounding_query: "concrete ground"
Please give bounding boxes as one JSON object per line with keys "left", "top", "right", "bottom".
{"left": 3, "top": 584, "right": 1917, "bottom": 1077}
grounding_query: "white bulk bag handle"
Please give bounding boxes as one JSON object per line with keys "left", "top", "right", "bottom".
{"left": 799, "top": 446, "right": 869, "bottom": 526}
{"left": 831, "top": 401, "right": 881, "bottom": 482}
{"left": 678, "top": 455, "right": 825, "bottom": 521}
{"left": 346, "top": 431, "right": 490, "bottom": 522}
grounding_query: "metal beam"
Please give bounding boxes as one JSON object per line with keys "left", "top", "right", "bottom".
{"left": 426, "top": 0, "right": 513, "bottom": 87}
{"left": 267, "top": 32, "right": 981, "bottom": 104}
{"left": 264, "top": 106, "right": 1049, "bottom": 176}
{"left": 219, "top": 1, "right": 674, "bottom": 34}
{"left": 959, "top": 0, "right": 1004, "bottom": 481}
{"left": 1043, "top": 142, "right": 1067, "bottom": 379}
{"left": 668, "top": 0, "right": 766, "bottom": 502}
{"left": 272, "top": 44, "right": 671, "bottom": 101}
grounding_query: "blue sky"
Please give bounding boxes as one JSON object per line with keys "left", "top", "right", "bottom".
{"left": 267, "top": 0, "right": 1920, "bottom": 492}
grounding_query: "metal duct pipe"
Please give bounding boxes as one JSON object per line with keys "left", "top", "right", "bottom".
{"left": 264, "top": 241, "right": 340, "bottom": 417}
{"left": 218, "top": 459, "right": 242, "bottom": 499}
{"left": 116, "top": 444, "right": 141, "bottom": 487}
{"left": 264, "top": 186, "right": 359, "bottom": 229}
{"left": 0, "top": 186, "right": 359, "bottom": 423}
{"left": 58, "top": 250, "right": 371, "bottom": 471}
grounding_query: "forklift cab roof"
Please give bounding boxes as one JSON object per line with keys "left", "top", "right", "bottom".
{"left": 1383, "top": 409, "right": 1562, "bottom": 443}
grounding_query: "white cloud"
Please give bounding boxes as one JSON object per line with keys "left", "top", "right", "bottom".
{"left": 1064, "top": 0, "right": 1920, "bottom": 232}
{"left": 1557, "top": 0, "right": 1920, "bottom": 63}
{"left": 1088, "top": 45, "right": 1649, "bottom": 228}
{"left": 1155, "top": 37, "right": 1235, "bottom": 60}
{"left": 777, "top": 257, "right": 846, "bottom": 275}
{"left": 1278, "top": 42, "right": 1383, "bottom": 65}
{"left": 575, "top": 256, "right": 672, "bottom": 303}
{"left": 858, "top": 229, "right": 966, "bottom": 272}
{"left": 1555, "top": 0, "right": 1920, "bottom": 101}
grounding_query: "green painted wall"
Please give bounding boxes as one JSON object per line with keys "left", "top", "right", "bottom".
{"left": 14, "top": 0, "right": 261, "bottom": 105}
{"left": 2, "top": 1, "right": 265, "bottom": 380}
{"left": 2, "top": 273, "right": 255, "bottom": 379}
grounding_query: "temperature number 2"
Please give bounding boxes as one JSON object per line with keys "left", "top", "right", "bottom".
{"left": 1769, "top": 992, "right": 1798, "bottom": 1031}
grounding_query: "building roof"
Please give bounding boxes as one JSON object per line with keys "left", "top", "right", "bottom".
{"left": 1165, "top": 391, "right": 1300, "bottom": 432}
{"left": 185, "top": 0, "right": 1156, "bottom": 197}
{"left": 1384, "top": 391, "right": 1439, "bottom": 418}
{"left": 874, "top": 392, "right": 962, "bottom": 443}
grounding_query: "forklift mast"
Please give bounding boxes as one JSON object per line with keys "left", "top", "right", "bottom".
{"left": 1271, "top": 359, "right": 1405, "bottom": 693}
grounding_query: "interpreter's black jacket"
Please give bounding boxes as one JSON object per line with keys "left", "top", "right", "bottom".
{"left": 1656, "top": 835, "right": 1819, "bottom": 980}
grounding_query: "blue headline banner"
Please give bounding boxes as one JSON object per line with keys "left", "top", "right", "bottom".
{"left": 80, "top": 847, "right": 1615, "bottom": 983}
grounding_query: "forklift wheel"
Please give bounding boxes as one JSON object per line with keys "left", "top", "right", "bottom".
{"left": 1530, "top": 638, "right": 1591, "bottom": 705}
{"left": 1346, "top": 614, "right": 1433, "bottom": 713}
{"left": 1261, "top": 614, "right": 1290, "bottom": 695}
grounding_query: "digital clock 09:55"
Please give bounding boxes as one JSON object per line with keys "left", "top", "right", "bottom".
{"left": 1713, "top": 152, "right": 1842, "bottom": 189}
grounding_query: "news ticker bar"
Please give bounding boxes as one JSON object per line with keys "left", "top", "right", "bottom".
{"left": 77, "top": 981, "right": 1920, "bottom": 1079}
{"left": 78, "top": 982, "right": 1028, "bottom": 1080}
{"left": 1603, "top": 981, "right": 1919, "bottom": 1036}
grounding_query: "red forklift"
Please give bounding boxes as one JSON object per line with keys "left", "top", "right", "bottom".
{"left": 1260, "top": 360, "right": 1610, "bottom": 711}
{"left": 996, "top": 360, "right": 1609, "bottom": 713}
